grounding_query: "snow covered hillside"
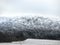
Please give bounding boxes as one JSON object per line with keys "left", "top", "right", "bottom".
{"left": 0, "top": 16, "right": 60, "bottom": 42}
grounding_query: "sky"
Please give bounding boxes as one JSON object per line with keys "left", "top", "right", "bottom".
{"left": 0, "top": 0, "right": 60, "bottom": 17}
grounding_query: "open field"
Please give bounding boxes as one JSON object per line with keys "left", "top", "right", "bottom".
{"left": 0, "top": 39, "right": 60, "bottom": 45}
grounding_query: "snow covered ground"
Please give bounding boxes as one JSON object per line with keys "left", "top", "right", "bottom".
{"left": 0, "top": 39, "right": 60, "bottom": 45}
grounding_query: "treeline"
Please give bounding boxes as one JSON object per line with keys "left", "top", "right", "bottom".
{"left": 0, "top": 16, "right": 60, "bottom": 42}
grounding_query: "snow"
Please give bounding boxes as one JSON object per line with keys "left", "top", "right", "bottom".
{"left": 0, "top": 39, "right": 60, "bottom": 45}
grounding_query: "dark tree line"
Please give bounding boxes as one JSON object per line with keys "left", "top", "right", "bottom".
{"left": 0, "top": 16, "right": 60, "bottom": 42}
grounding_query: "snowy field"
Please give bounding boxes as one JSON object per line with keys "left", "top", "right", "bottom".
{"left": 0, "top": 39, "right": 60, "bottom": 45}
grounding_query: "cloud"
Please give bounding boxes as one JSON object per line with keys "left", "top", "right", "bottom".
{"left": 0, "top": 0, "right": 59, "bottom": 17}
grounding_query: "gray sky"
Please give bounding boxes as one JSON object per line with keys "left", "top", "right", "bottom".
{"left": 0, "top": 0, "right": 60, "bottom": 17}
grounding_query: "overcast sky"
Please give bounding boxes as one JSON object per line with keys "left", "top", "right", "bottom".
{"left": 0, "top": 0, "right": 60, "bottom": 17}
